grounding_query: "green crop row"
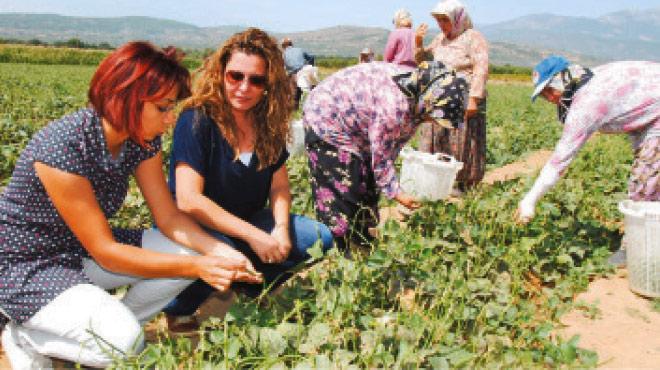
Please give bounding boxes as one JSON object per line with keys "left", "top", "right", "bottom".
{"left": 0, "top": 62, "right": 624, "bottom": 368}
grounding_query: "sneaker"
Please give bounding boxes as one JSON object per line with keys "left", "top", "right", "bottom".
{"left": 2, "top": 322, "right": 53, "bottom": 370}
{"left": 607, "top": 249, "right": 627, "bottom": 268}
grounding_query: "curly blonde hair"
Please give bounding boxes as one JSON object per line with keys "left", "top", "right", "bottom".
{"left": 183, "top": 28, "right": 292, "bottom": 169}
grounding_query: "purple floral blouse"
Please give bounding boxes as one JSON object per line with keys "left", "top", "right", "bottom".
{"left": 547, "top": 61, "right": 660, "bottom": 177}
{"left": 302, "top": 62, "right": 416, "bottom": 198}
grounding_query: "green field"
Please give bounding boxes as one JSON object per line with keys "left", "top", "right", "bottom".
{"left": 0, "top": 62, "right": 631, "bottom": 368}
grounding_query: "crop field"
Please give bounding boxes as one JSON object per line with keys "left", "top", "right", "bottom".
{"left": 0, "top": 62, "right": 632, "bottom": 368}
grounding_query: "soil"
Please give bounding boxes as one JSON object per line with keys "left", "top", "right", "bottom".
{"left": 557, "top": 269, "right": 660, "bottom": 369}
{"left": 1, "top": 149, "right": 656, "bottom": 369}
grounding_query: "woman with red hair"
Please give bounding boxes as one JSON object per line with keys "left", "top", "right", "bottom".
{"left": 0, "top": 41, "right": 261, "bottom": 368}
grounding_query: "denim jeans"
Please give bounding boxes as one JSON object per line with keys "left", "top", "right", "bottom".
{"left": 163, "top": 209, "right": 333, "bottom": 316}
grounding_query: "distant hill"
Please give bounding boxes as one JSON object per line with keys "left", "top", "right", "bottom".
{"left": 0, "top": 10, "right": 658, "bottom": 66}
{"left": 481, "top": 9, "right": 660, "bottom": 62}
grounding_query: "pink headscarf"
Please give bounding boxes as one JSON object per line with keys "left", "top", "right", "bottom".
{"left": 431, "top": 0, "right": 474, "bottom": 39}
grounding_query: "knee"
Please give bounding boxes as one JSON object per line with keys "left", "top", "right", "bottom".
{"left": 84, "top": 306, "right": 143, "bottom": 367}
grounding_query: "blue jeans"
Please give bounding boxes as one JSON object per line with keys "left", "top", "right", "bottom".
{"left": 163, "top": 209, "right": 333, "bottom": 316}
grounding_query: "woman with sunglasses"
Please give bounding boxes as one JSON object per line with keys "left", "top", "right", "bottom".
{"left": 163, "top": 28, "right": 333, "bottom": 331}
{"left": 0, "top": 41, "right": 261, "bottom": 368}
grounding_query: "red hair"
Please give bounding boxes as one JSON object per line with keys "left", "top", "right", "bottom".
{"left": 88, "top": 41, "right": 191, "bottom": 147}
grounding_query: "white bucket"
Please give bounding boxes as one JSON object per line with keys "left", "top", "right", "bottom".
{"left": 399, "top": 147, "right": 463, "bottom": 201}
{"left": 618, "top": 200, "right": 660, "bottom": 298}
{"left": 287, "top": 119, "right": 305, "bottom": 156}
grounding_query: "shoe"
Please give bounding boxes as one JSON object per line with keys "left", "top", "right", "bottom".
{"left": 165, "top": 314, "right": 199, "bottom": 335}
{"left": 2, "top": 322, "right": 53, "bottom": 370}
{"left": 607, "top": 249, "right": 627, "bottom": 268}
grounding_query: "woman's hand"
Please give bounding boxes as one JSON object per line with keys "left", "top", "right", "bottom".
{"left": 195, "top": 255, "right": 262, "bottom": 292}
{"left": 515, "top": 199, "right": 536, "bottom": 224}
{"left": 207, "top": 243, "right": 255, "bottom": 267}
{"left": 415, "top": 23, "right": 429, "bottom": 47}
{"left": 465, "top": 97, "right": 479, "bottom": 122}
{"left": 395, "top": 192, "right": 422, "bottom": 210}
{"left": 248, "top": 230, "right": 285, "bottom": 264}
{"left": 270, "top": 224, "right": 292, "bottom": 262}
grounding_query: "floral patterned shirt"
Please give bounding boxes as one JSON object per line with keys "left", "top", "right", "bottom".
{"left": 302, "top": 62, "right": 416, "bottom": 198}
{"left": 425, "top": 29, "right": 489, "bottom": 99}
{"left": 547, "top": 61, "right": 660, "bottom": 177}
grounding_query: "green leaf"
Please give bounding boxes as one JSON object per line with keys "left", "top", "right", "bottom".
{"left": 446, "top": 350, "right": 475, "bottom": 367}
{"left": 258, "top": 328, "right": 287, "bottom": 357}
{"left": 307, "top": 239, "right": 325, "bottom": 259}
{"left": 556, "top": 254, "right": 574, "bottom": 266}
{"left": 429, "top": 356, "right": 450, "bottom": 370}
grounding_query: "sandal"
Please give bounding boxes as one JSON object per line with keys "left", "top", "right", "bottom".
{"left": 165, "top": 314, "right": 199, "bottom": 334}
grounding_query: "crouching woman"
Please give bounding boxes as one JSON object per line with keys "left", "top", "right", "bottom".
{"left": 0, "top": 41, "right": 260, "bottom": 368}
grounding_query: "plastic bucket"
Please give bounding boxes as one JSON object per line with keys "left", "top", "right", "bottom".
{"left": 618, "top": 200, "right": 660, "bottom": 298}
{"left": 399, "top": 147, "right": 463, "bottom": 201}
{"left": 288, "top": 120, "right": 305, "bottom": 156}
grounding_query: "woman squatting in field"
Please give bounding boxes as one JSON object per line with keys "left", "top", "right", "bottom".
{"left": 162, "top": 28, "right": 333, "bottom": 332}
{"left": 0, "top": 41, "right": 261, "bottom": 368}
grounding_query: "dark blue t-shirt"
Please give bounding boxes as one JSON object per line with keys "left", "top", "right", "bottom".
{"left": 168, "top": 109, "right": 288, "bottom": 220}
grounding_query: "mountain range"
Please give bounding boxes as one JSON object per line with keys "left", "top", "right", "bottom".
{"left": 0, "top": 9, "right": 658, "bottom": 67}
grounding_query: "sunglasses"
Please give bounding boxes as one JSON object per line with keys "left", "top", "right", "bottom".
{"left": 225, "top": 70, "right": 267, "bottom": 88}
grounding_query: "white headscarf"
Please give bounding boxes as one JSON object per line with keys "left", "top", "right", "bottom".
{"left": 393, "top": 8, "right": 412, "bottom": 28}
{"left": 431, "top": 0, "right": 473, "bottom": 39}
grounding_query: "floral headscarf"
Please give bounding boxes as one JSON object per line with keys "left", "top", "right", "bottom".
{"left": 393, "top": 61, "right": 468, "bottom": 128}
{"left": 431, "top": 0, "right": 473, "bottom": 39}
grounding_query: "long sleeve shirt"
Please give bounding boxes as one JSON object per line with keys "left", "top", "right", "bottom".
{"left": 302, "top": 62, "right": 416, "bottom": 198}
{"left": 522, "top": 61, "right": 660, "bottom": 210}
{"left": 547, "top": 61, "right": 660, "bottom": 178}
{"left": 383, "top": 28, "right": 417, "bottom": 67}
{"left": 424, "top": 29, "right": 489, "bottom": 99}
{"left": 283, "top": 47, "right": 314, "bottom": 75}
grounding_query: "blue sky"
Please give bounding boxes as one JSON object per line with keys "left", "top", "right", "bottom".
{"left": 0, "top": 0, "right": 658, "bottom": 31}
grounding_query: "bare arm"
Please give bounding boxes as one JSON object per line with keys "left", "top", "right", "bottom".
{"left": 173, "top": 161, "right": 282, "bottom": 263}
{"left": 34, "top": 159, "right": 260, "bottom": 288}
{"left": 269, "top": 165, "right": 292, "bottom": 260}
{"left": 135, "top": 154, "right": 257, "bottom": 266}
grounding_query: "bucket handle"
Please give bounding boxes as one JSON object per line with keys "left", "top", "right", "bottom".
{"left": 435, "top": 153, "right": 457, "bottom": 163}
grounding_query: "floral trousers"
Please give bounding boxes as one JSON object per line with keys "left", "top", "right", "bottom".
{"left": 305, "top": 130, "right": 379, "bottom": 250}
{"left": 629, "top": 136, "right": 660, "bottom": 201}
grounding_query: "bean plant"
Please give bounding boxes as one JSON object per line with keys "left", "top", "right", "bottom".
{"left": 0, "top": 62, "right": 630, "bottom": 368}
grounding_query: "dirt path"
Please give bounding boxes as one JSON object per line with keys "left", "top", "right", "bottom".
{"left": 482, "top": 149, "right": 553, "bottom": 185}
{"left": 558, "top": 270, "right": 660, "bottom": 368}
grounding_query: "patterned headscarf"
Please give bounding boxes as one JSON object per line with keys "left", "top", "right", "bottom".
{"left": 392, "top": 61, "right": 468, "bottom": 128}
{"left": 550, "top": 64, "right": 594, "bottom": 123}
{"left": 431, "top": 0, "right": 473, "bottom": 39}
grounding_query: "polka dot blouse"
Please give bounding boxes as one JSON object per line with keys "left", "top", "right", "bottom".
{"left": 0, "top": 108, "right": 160, "bottom": 325}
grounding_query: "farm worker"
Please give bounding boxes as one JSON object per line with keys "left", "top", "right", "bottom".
{"left": 163, "top": 28, "right": 333, "bottom": 332}
{"left": 517, "top": 56, "right": 660, "bottom": 224}
{"left": 303, "top": 60, "right": 468, "bottom": 249}
{"left": 415, "top": 0, "right": 489, "bottom": 194}
{"left": 282, "top": 37, "right": 316, "bottom": 110}
{"left": 383, "top": 8, "right": 417, "bottom": 67}
{"left": 0, "top": 42, "right": 261, "bottom": 368}
{"left": 359, "top": 47, "right": 375, "bottom": 63}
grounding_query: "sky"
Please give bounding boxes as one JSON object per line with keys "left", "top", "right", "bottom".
{"left": 0, "top": 0, "right": 658, "bottom": 32}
